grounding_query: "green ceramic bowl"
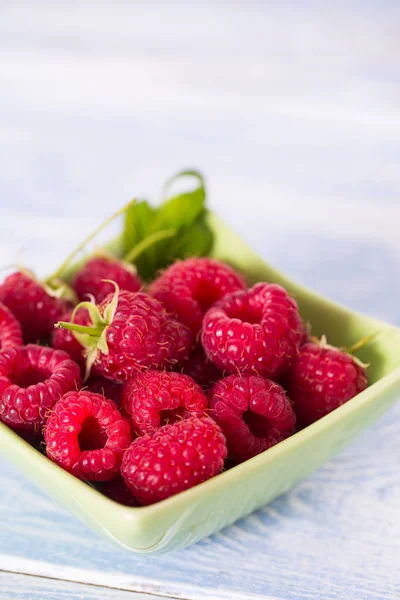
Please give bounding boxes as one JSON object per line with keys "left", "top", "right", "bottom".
{"left": 1, "top": 213, "right": 400, "bottom": 554}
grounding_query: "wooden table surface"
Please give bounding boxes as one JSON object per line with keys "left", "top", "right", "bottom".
{"left": 1, "top": 3, "right": 400, "bottom": 599}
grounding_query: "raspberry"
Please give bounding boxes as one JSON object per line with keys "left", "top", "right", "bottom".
{"left": 86, "top": 375, "right": 123, "bottom": 407}
{"left": 287, "top": 339, "right": 368, "bottom": 427}
{"left": 72, "top": 256, "right": 142, "bottom": 304}
{"left": 300, "top": 321, "right": 311, "bottom": 345}
{"left": 52, "top": 307, "right": 88, "bottom": 368}
{"left": 121, "top": 416, "right": 227, "bottom": 505}
{"left": 45, "top": 390, "right": 132, "bottom": 481}
{"left": 179, "top": 345, "right": 222, "bottom": 391}
{"left": 57, "top": 288, "right": 193, "bottom": 382}
{"left": 0, "top": 345, "right": 81, "bottom": 433}
{"left": 98, "top": 476, "right": 138, "bottom": 506}
{"left": 0, "top": 303, "right": 23, "bottom": 350}
{"left": 122, "top": 370, "right": 208, "bottom": 435}
{"left": 149, "top": 258, "right": 246, "bottom": 335}
{"left": 202, "top": 282, "right": 303, "bottom": 379}
{"left": 0, "top": 271, "right": 70, "bottom": 343}
{"left": 94, "top": 291, "right": 192, "bottom": 381}
{"left": 208, "top": 374, "right": 296, "bottom": 461}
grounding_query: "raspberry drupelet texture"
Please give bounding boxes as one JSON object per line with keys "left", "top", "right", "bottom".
{"left": 72, "top": 256, "right": 142, "bottom": 304}
{"left": 179, "top": 344, "right": 222, "bottom": 392}
{"left": 202, "top": 282, "right": 303, "bottom": 379}
{"left": 287, "top": 340, "right": 368, "bottom": 427}
{"left": 52, "top": 307, "right": 88, "bottom": 369}
{"left": 0, "top": 303, "right": 23, "bottom": 350}
{"left": 149, "top": 257, "right": 246, "bottom": 335}
{"left": 0, "top": 271, "right": 70, "bottom": 343}
{"left": 92, "top": 291, "right": 193, "bottom": 381}
{"left": 0, "top": 345, "right": 81, "bottom": 433}
{"left": 45, "top": 390, "right": 132, "bottom": 481}
{"left": 208, "top": 374, "right": 296, "bottom": 461}
{"left": 121, "top": 416, "right": 227, "bottom": 505}
{"left": 122, "top": 370, "right": 208, "bottom": 435}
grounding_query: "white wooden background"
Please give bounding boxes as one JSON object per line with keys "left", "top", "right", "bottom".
{"left": 1, "top": 2, "right": 400, "bottom": 599}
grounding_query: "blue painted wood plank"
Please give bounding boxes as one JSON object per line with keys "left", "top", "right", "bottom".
{"left": 0, "top": 573, "right": 174, "bottom": 600}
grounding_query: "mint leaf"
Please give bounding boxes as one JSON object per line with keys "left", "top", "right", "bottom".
{"left": 123, "top": 200, "right": 156, "bottom": 279}
{"left": 123, "top": 170, "right": 214, "bottom": 281}
{"left": 170, "top": 216, "right": 213, "bottom": 258}
{"left": 123, "top": 200, "right": 155, "bottom": 249}
{"left": 156, "top": 170, "right": 206, "bottom": 230}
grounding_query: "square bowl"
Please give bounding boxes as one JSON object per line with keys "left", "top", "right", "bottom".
{"left": 1, "top": 212, "right": 400, "bottom": 554}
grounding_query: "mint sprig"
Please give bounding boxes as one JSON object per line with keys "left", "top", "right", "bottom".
{"left": 123, "top": 169, "right": 213, "bottom": 280}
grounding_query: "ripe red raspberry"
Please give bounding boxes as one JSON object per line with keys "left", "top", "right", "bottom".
{"left": 52, "top": 307, "right": 88, "bottom": 368}
{"left": 121, "top": 416, "right": 227, "bottom": 505}
{"left": 0, "top": 345, "right": 81, "bottom": 433}
{"left": 45, "top": 390, "right": 132, "bottom": 481}
{"left": 202, "top": 282, "right": 303, "bottom": 379}
{"left": 149, "top": 258, "right": 246, "bottom": 335}
{"left": 287, "top": 339, "right": 369, "bottom": 427}
{"left": 300, "top": 321, "right": 311, "bottom": 345}
{"left": 0, "top": 303, "right": 23, "bottom": 350}
{"left": 98, "top": 476, "right": 138, "bottom": 506}
{"left": 122, "top": 370, "right": 208, "bottom": 435}
{"left": 0, "top": 271, "right": 71, "bottom": 343}
{"left": 86, "top": 375, "right": 123, "bottom": 407}
{"left": 94, "top": 291, "right": 193, "bottom": 381}
{"left": 179, "top": 345, "right": 222, "bottom": 391}
{"left": 57, "top": 288, "right": 193, "bottom": 382}
{"left": 208, "top": 374, "right": 296, "bottom": 461}
{"left": 72, "top": 255, "right": 142, "bottom": 304}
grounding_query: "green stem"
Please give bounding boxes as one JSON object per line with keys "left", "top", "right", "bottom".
{"left": 347, "top": 333, "right": 377, "bottom": 354}
{"left": 162, "top": 169, "right": 205, "bottom": 201}
{"left": 55, "top": 321, "right": 104, "bottom": 337}
{"left": 47, "top": 198, "right": 137, "bottom": 281}
{"left": 124, "top": 228, "right": 176, "bottom": 264}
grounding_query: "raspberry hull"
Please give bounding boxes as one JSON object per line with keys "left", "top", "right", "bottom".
{"left": 45, "top": 390, "right": 132, "bottom": 481}
{"left": 122, "top": 370, "right": 208, "bottom": 435}
{"left": 287, "top": 341, "right": 368, "bottom": 427}
{"left": 52, "top": 307, "right": 88, "bottom": 369}
{"left": 202, "top": 283, "right": 303, "bottom": 379}
{"left": 209, "top": 374, "right": 296, "bottom": 461}
{"left": 121, "top": 417, "right": 227, "bottom": 505}
{"left": 150, "top": 257, "right": 246, "bottom": 334}
{"left": 0, "top": 345, "right": 81, "bottom": 433}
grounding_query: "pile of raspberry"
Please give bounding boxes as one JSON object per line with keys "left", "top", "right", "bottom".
{"left": 0, "top": 256, "right": 368, "bottom": 506}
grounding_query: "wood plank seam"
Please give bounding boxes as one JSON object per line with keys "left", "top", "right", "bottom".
{"left": 0, "top": 557, "right": 279, "bottom": 600}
